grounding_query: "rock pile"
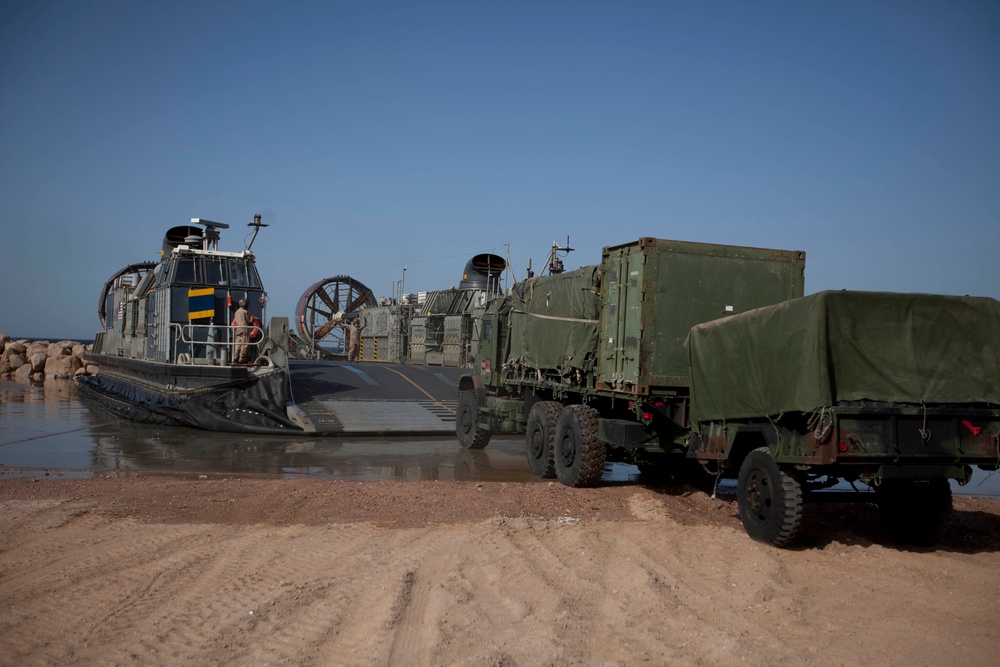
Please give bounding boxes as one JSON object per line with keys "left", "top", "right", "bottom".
{"left": 0, "top": 334, "right": 99, "bottom": 381}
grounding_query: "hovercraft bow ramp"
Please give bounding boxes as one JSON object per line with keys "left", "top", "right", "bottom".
{"left": 289, "top": 360, "right": 466, "bottom": 436}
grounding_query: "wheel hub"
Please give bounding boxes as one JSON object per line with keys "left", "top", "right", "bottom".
{"left": 559, "top": 435, "right": 576, "bottom": 467}
{"left": 529, "top": 430, "right": 543, "bottom": 458}
{"left": 745, "top": 469, "right": 773, "bottom": 526}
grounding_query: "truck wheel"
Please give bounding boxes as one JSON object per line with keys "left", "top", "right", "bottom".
{"left": 554, "top": 404, "right": 606, "bottom": 487}
{"left": 737, "top": 447, "right": 803, "bottom": 547}
{"left": 876, "top": 479, "right": 952, "bottom": 546}
{"left": 526, "top": 401, "right": 561, "bottom": 478}
{"left": 456, "top": 390, "right": 490, "bottom": 449}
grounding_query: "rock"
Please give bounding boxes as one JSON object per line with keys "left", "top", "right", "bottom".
{"left": 74, "top": 366, "right": 89, "bottom": 377}
{"left": 47, "top": 341, "right": 73, "bottom": 358}
{"left": 26, "top": 343, "right": 48, "bottom": 360}
{"left": 45, "top": 354, "right": 82, "bottom": 379}
{"left": 8, "top": 353, "right": 26, "bottom": 371}
{"left": 1, "top": 341, "right": 25, "bottom": 363}
{"left": 86, "top": 364, "right": 100, "bottom": 376}
{"left": 29, "top": 352, "right": 46, "bottom": 374}
{"left": 72, "top": 344, "right": 85, "bottom": 359}
{"left": 0, "top": 333, "right": 10, "bottom": 355}
{"left": 14, "top": 363, "right": 33, "bottom": 381}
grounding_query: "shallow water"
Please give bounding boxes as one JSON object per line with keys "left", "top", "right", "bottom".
{"left": 0, "top": 379, "right": 638, "bottom": 483}
{"left": 1, "top": 378, "right": 998, "bottom": 496}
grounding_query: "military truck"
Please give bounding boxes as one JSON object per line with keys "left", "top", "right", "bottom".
{"left": 456, "top": 237, "right": 1000, "bottom": 547}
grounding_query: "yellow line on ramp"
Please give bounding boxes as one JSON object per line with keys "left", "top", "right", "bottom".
{"left": 381, "top": 366, "right": 456, "bottom": 414}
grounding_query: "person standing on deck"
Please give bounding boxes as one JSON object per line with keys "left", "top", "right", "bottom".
{"left": 231, "top": 299, "right": 253, "bottom": 363}
{"left": 341, "top": 318, "right": 366, "bottom": 362}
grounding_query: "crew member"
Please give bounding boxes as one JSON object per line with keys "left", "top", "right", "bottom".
{"left": 341, "top": 318, "right": 366, "bottom": 362}
{"left": 231, "top": 298, "right": 253, "bottom": 364}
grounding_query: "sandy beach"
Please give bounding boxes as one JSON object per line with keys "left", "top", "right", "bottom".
{"left": 1, "top": 475, "right": 998, "bottom": 666}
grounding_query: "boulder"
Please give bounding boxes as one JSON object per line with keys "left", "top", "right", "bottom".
{"left": 0, "top": 333, "right": 10, "bottom": 355}
{"left": 14, "top": 363, "right": 33, "bottom": 381}
{"left": 1, "top": 341, "right": 26, "bottom": 363}
{"left": 26, "top": 343, "right": 48, "bottom": 360}
{"left": 85, "top": 364, "right": 100, "bottom": 376}
{"left": 74, "top": 366, "right": 89, "bottom": 377}
{"left": 7, "top": 353, "right": 26, "bottom": 372}
{"left": 72, "top": 344, "right": 85, "bottom": 359}
{"left": 47, "top": 341, "right": 73, "bottom": 358}
{"left": 45, "top": 354, "right": 82, "bottom": 379}
{"left": 29, "top": 352, "right": 46, "bottom": 374}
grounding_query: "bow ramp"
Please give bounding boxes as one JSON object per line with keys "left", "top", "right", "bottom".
{"left": 289, "top": 360, "right": 465, "bottom": 436}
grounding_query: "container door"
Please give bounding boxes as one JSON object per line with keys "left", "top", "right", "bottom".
{"left": 599, "top": 249, "right": 645, "bottom": 388}
{"left": 598, "top": 250, "right": 624, "bottom": 384}
{"left": 620, "top": 250, "right": 645, "bottom": 385}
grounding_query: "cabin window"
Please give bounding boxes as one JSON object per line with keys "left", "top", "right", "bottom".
{"left": 155, "top": 263, "right": 169, "bottom": 286}
{"left": 229, "top": 261, "right": 261, "bottom": 288}
{"left": 230, "top": 261, "right": 249, "bottom": 287}
{"left": 203, "top": 259, "right": 227, "bottom": 285}
{"left": 173, "top": 259, "right": 196, "bottom": 284}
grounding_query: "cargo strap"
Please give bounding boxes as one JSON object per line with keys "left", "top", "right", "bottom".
{"left": 510, "top": 309, "right": 599, "bottom": 324}
{"left": 807, "top": 406, "right": 833, "bottom": 442}
{"left": 919, "top": 402, "right": 932, "bottom": 442}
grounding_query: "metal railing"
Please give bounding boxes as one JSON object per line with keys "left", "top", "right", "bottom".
{"left": 163, "top": 322, "right": 263, "bottom": 366}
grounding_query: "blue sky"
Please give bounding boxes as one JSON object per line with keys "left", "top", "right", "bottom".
{"left": 1, "top": 0, "right": 997, "bottom": 339}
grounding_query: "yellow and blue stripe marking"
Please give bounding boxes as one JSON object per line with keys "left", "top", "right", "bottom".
{"left": 188, "top": 288, "right": 215, "bottom": 320}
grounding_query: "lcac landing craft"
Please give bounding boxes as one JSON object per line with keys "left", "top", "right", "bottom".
{"left": 78, "top": 215, "right": 304, "bottom": 434}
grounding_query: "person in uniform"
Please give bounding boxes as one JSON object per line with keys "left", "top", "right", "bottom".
{"left": 231, "top": 298, "right": 253, "bottom": 364}
{"left": 340, "top": 318, "right": 366, "bottom": 362}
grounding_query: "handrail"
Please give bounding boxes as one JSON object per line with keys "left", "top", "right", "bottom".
{"left": 169, "top": 322, "right": 262, "bottom": 366}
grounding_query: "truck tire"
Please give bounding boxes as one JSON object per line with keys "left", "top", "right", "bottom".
{"left": 737, "top": 447, "right": 803, "bottom": 547}
{"left": 526, "top": 401, "right": 561, "bottom": 478}
{"left": 456, "top": 390, "right": 491, "bottom": 449}
{"left": 876, "top": 478, "right": 952, "bottom": 546}
{"left": 554, "top": 404, "right": 606, "bottom": 487}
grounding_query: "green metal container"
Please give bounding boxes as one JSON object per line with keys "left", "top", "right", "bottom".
{"left": 596, "top": 238, "right": 805, "bottom": 395}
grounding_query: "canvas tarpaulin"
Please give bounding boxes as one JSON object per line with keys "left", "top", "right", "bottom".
{"left": 506, "top": 265, "right": 601, "bottom": 373}
{"left": 686, "top": 291, "right": 1000, "bottom": 426}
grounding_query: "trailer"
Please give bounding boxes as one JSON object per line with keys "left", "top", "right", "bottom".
{"left": 687, "top": 290, "right": 1000, "bottom": 545}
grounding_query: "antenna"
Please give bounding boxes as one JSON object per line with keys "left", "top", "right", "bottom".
{"left": 545, "top": 236, "right": 574, "bottom": 275}
{"left": 190, "top": 218, "right": 230, "bottom": 251}
{"left": 245, "top": 213, "right": 268, "bottom": 252}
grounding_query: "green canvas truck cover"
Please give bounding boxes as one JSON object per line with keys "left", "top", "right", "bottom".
{"left": 687, "top": 290, "right": 1000, "bottom": 426}
{"left": 505, "top": 265, "right": 601, "bottom": 373}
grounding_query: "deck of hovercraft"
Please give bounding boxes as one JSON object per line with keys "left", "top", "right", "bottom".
{"left": 289, "top": 360, "right": 468, "bottom": 436}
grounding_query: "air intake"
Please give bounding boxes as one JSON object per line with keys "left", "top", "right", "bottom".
{"left": 459, "top": 253, "right": 506, "bottom": 289}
